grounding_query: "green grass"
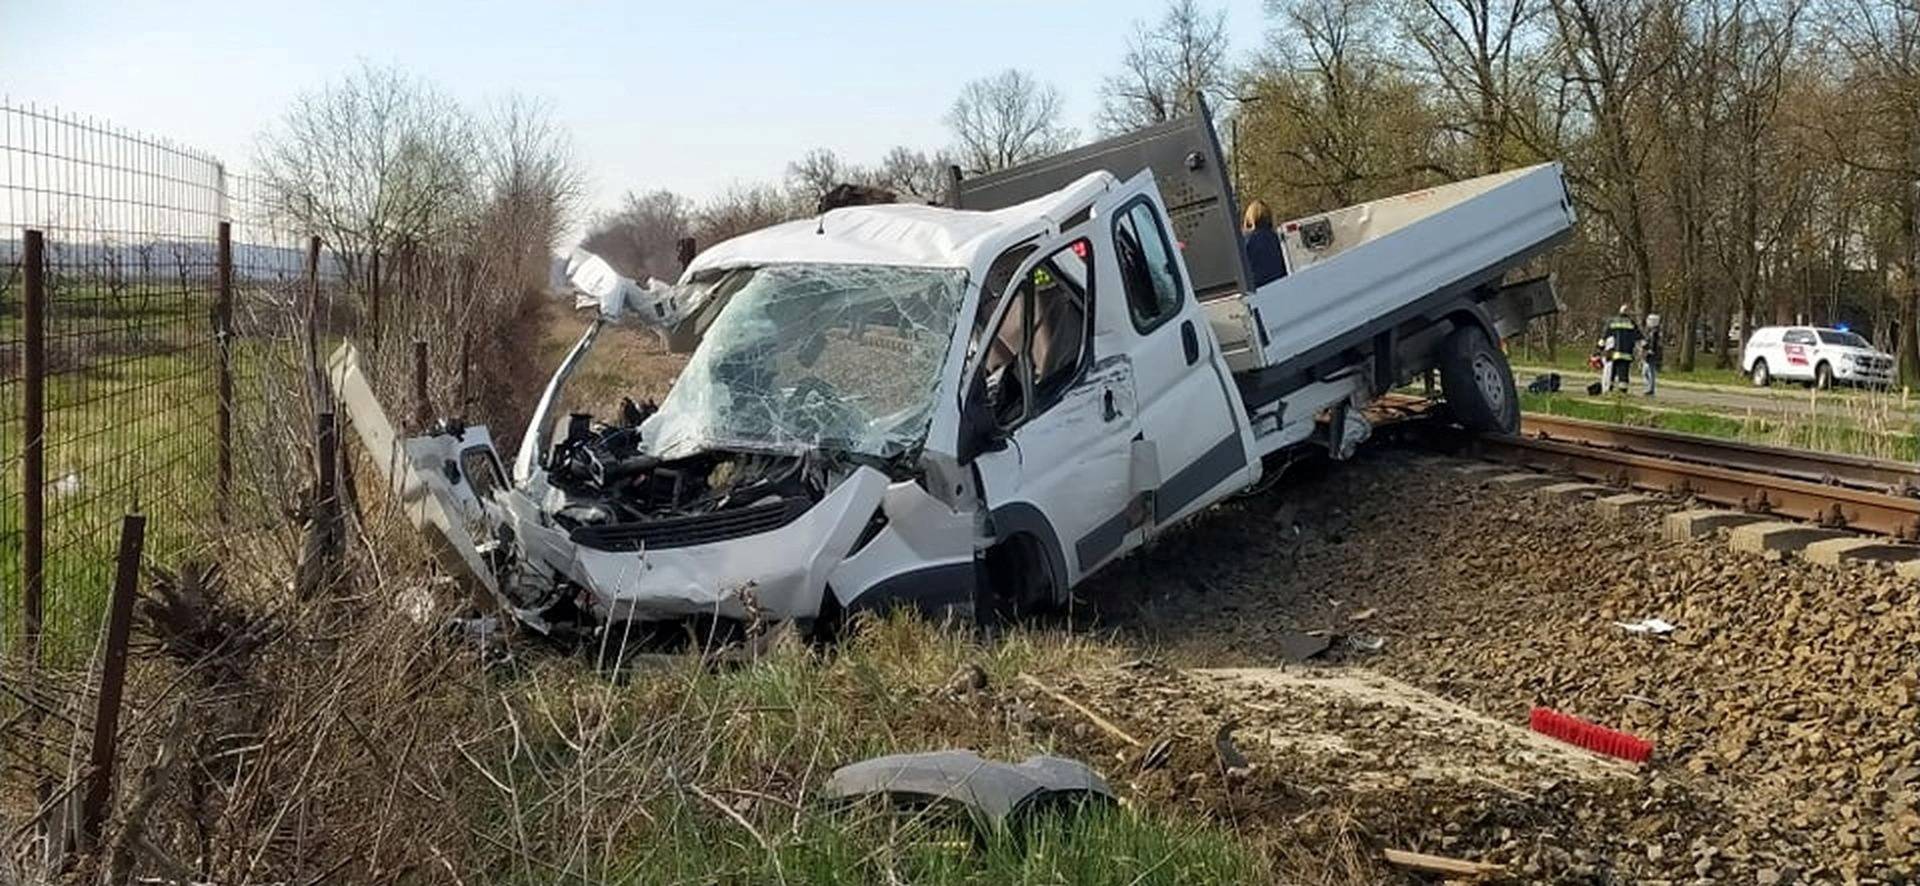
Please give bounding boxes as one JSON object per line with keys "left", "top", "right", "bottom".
{"left": 1510, "top": 345, "right": 1751, "bottom": 387}
{"left": 0, "top": 326, "right": 292, "bottom": 663}
{"left": 1519, "top": 390, "right": 1920, "bottom": 461}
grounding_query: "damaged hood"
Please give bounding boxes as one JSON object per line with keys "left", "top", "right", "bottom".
{"left": 640, "top": 263, "right": 968, "bottom": 461}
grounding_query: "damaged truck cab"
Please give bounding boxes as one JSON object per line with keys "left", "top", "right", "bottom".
{"left": 338, "top": 103, "right": 1574, "bottom": 639}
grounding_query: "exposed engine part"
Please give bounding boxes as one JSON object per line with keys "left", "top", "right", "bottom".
{"left": 543, "top": 397, "right": 835, "bottom": 549}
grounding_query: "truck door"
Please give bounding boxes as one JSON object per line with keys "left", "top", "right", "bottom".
{"left": 970, "top": 236, "right": 1142, "bottom": 586}
{"left": 1095, "top": 173, "right": 1252, "bottom": 531}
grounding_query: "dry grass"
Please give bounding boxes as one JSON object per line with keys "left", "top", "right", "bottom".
{"left": 0, "top": 475, "right": 1276, "bottom": 884}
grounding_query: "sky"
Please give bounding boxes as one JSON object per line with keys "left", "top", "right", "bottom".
{"left": 2, "top": 0, "right": 1269, "bottom": 230}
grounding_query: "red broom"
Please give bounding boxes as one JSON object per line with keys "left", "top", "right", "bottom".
{"left": 1529, "top": 707, "right": 1653, "bottom": 763}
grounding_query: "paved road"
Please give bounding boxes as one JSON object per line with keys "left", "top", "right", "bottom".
{"left": 1511, "top": 364, "right": 1920, "bottom": 422}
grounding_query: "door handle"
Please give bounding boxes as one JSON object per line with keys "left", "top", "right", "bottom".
{"left": 1102, "top": 389, "right": 1119, "bottom": 422}
{"left": 1181, "top": 320, "right": 1200, "bottom": 364}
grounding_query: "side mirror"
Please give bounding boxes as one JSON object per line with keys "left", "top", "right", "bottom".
{"left": 957, "top": 371, "right": 1008, "bottom": 463}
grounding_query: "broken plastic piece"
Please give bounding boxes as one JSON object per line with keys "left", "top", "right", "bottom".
{"left": 823, "top": 750, "right": 1114, "bottom": 830}
{"left": 1613, "top": 618, "right": 1675, "bottom": 635}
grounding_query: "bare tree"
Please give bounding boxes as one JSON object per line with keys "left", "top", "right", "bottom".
{"left": 875, "top": 146, "right": 955, "bottom": 203}
{"left": 1395, "top": 0, "right": 1546, "bottom": 175}
{"left": 786, "top": 148, "right": 853, "bottom": 209}
{"left": 255, "top": 63, "right": 479, "bottom": 295}
{"left": 946, "top": 70, "right": 1077, "bottom": 174}
{"left": 693, "top": 183, "right": 797, "bottom": 247}
{"left": 1240, "top": 0, "right": 1446, "bottom": 209}
{"left": 1099, "top": 0, "right": 1233, "bottom": 132}
{"left": 476, "top": 94, "right": 584, "bottom": 288}
{"left": 1549, "top": 0, "right": 1675, "bottom": 318}
{"left": 583, "top": 190, "right": 694, "bottom": 281}
{"left": 1828, "top": 0, "right": 1920, "bottom": 381}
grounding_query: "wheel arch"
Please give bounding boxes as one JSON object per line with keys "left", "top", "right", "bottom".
{"left": 985, "top": 502, "right": 1069, "bottom": 601}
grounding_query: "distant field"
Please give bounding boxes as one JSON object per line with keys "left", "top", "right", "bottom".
{"left": 0, "top": 279, "right": 300, "bottom": 662}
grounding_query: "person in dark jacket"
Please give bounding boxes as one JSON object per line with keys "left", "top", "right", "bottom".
{"left": 1242, "top": 200, "right": 1286, "bottom": 288}
{"left": 1596, "top": 306, "right": 1640, "bottom": 394}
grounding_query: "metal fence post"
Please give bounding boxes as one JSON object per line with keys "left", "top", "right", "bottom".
{"left": 412, "top": 339, "right": 430, "bottom": 430}
{"left": 458, "top": 330, "right": 471, "bottom": 417}
{"left": 217, "top": 222, "right": 234, "bottom": 521}
{"left": 294, "top": 411, "right": 340, "bottom": 600}
{"left": 21, "top": 229, "right": 46, "bottom": 660}
{"left": 78, "top": 511, "right": 144, "bottom": 852}
{"left": 304, "top": 236, "right": 322, "bottom": 411}
{"left": 369, "top": 248, "right": 382, "bottom": 342}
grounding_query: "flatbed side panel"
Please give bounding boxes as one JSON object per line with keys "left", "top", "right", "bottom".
{"left": 1248, "top": 163, "right": 1572, "bottom": 371}
{"left": 1278, "top": 167, "right": 1539, "bottom": 272}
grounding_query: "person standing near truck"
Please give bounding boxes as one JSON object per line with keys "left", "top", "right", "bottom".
{"left": 1641, "top": 313, "right": 1662, "bottom": 396}
{"left": 1242, "top": 200, "right": 1286, "bottom": 287}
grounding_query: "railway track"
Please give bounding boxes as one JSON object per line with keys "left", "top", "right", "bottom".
{"left": 1377, "top": 393, "right": 1920, "bottom": 540}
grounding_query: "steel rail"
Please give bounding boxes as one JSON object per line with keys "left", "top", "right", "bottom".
{"left": 1372, "top": 393, "right": 1920, "bottom": 539}
{"left": 1475, "top": 433, "right": 1920, "bottom": 538}
{"left": 1515, "top": 412, "right": 1920, "bottom": 496}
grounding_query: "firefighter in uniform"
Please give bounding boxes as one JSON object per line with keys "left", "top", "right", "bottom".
{"left": 1597, "top": 307, "right": 1641, "bottom": 394}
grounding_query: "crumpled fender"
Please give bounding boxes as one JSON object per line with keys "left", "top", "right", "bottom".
{"left": 566, "top": 466, "right": 889, "bottom": 622}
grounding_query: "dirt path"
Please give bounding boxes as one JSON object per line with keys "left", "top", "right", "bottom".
{"left": 1079, "top": 449, "right": 1920, "bottom": 882}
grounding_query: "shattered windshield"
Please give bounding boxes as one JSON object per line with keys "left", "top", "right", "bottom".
{"left": 642, "top": 264, "right": 968, "bottom": 460}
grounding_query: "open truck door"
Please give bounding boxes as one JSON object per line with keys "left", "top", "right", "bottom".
{"left": 965, "top": 231, "right": 1142, "bottom": 601}
{"left": 1094, "top": 172, "right": 1255, "bottom": 532}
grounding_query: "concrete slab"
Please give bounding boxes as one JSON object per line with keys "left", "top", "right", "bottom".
{"left": 1486, "top": 472, "right": 1561, "bottom": 491}
{"left": 1596, "top": 493, "right": 1665, "bottom": 519}
{"left": 1535, "top": 482, "right": 1612, "bottom": 504}
{"left": 1802, "top": 537, "right": 1920, "bottom": 567}
{"left": 1663, "top": 509, "right": 1771, "bottom": 543}
{"left": 1727, "top": 521, "right": 1851, "bottom": 559}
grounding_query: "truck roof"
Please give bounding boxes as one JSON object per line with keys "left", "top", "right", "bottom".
{"left": 683, "top": 171, "right": 1119, "bottom": 278}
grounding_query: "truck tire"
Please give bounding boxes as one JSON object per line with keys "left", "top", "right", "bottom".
{"left": 1750, "top": 359, "right": 1771, "bottom": 387}
{"left": 1439, "top": 325, "right": 1520, "bottom": 434}
{"left": 1815, "top": 362, "right": 1834, "bottom": 390}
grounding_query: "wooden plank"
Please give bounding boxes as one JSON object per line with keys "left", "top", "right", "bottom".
{"left": 1381, "top": 848, "right": 1504, "bottom": 878}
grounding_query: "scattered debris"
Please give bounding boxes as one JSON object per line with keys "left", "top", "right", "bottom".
{"left": 1135, "top": 737, "right": 1173, "bottom": 772}
{"left": 823, "top": 750, "right": 1114, "bottom": 830}
{"left": 1276, "top": 629, "right": 1334, "bottom": 662}
{"left": 1212, "top": 720, "right": 1252, "bottom": 778}
{"left": 1347, "top": 634, "right": 1385, "bottom": 653}
{"left": 1613, "top": 617, "right": 1676, "bottom": 635}
{"left": 942, "top": 662, "right": 989, "bottom": 697}
{"left": 1348, "top": 607, "right": 1377, "bottom": 622}
{"left": 1018, "top": 673, "right": 1141, "bottom": 748}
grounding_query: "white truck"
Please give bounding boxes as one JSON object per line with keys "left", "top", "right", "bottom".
{"left": 335, "top": 104, "right": 1575, "bottom": 637}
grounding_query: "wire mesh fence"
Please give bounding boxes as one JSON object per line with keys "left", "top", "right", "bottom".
{"left": 0, "top": 102, "right": 234, "bottom": 663}
{"left": 1, "top": 99, "right": 556, "bottom": 664}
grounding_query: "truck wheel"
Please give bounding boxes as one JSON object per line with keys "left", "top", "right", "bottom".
{"left": 1438, "top": 325, "right": 1520, "bottom": 434}
{"left": 1815, "top": 362, "right": 1834, "bottom": 390}
{"left": 1750, "top": 360, "right": 1771, "bottom": 387}
{"left": 979, "top": 535, "right": 1059, "bottom": 623}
